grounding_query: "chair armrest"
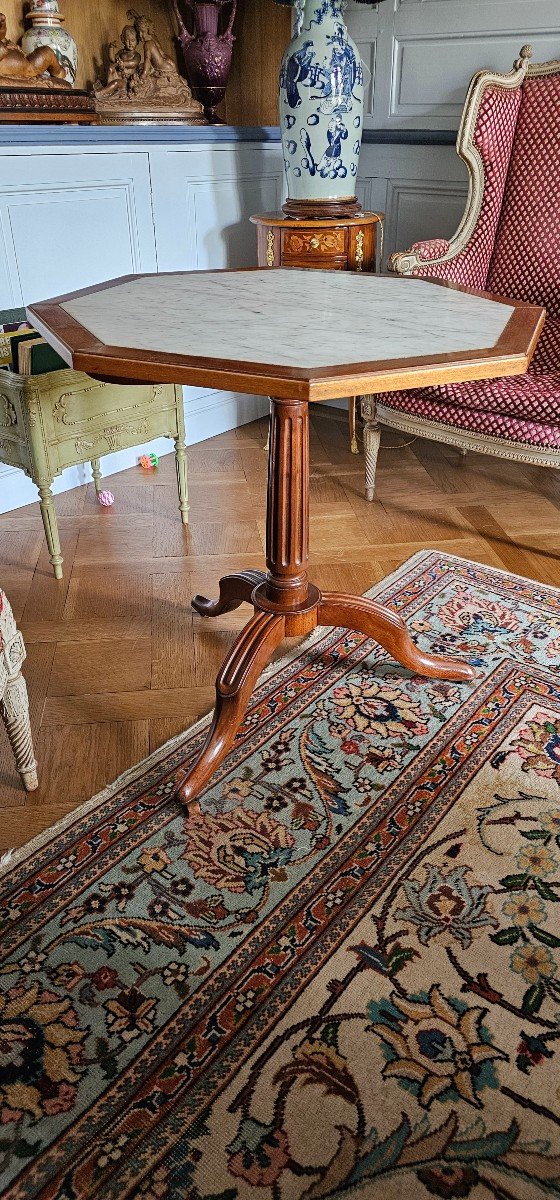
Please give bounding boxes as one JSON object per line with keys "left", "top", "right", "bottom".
{"left": 389, "top": 238, "right": 452, "bottom": 276}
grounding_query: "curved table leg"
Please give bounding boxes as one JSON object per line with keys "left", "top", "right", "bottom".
{"left": 192, "top": 570, "right": 266, "bottom": 618}
{"left": 176, "top": 610, "right": 285, "bottom": 809}
{"left": 319, "top": 593, "right": 475, "bottom": 682}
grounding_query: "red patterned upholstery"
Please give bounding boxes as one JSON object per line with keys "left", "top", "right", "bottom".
{"left": 378, "top": 320, "right": 560, "bottom": 448}
{"left": 411, "top": 238, "right": 450, "bottom": 262}
{"left": 379, "top": 393, "right": 560, "bottom": 450}
{"left": 382, "top": 57, "right": 560, "bottom": 459}
{"left": 487, "top": 73, "right": 560, "bottom": 316}
{"left": 410, "top": 83, "right": 523, "bottom": 289}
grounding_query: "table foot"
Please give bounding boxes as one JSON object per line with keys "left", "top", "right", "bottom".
{"left": 175, "top": 609, "right": 285, "bottom": 809}
{"left": 319, "top": 592, "right": 475, "bottom": 682}
{"left": 192, "top": 571, "right": 266, "bottom": 617}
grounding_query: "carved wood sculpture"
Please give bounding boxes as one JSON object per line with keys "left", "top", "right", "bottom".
{"left": 94, "top": 8, "right": 205, "bottom": 123}
{"left": 0, "top": 11, "right": 70, "bottom": 87}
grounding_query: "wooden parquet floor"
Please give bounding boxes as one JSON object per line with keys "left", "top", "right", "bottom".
{"left": 2, "top": 407, "right": 560, "bottom": 853}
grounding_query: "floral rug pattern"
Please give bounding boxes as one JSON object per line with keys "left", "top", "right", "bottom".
{"left": 1, "top": 551, "right": 560, "bottom": 1199}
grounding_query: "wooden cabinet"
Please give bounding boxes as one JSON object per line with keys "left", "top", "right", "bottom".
{"left": 250, "top": 211, "right": 383, "bottom": 274}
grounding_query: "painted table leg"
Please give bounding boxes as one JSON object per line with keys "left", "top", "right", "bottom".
{"left": 174, "top": 433, "right": 189, "bottom": 525}
{"left": 91, "top": 458, "right": 103, "bottom": 494}
{"left": 38, "top": 482, "right": 63, "bottom": 580}
{"left": 349, "top": 397, "right": 359, "bottom": 454}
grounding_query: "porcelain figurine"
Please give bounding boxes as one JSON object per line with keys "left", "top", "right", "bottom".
{"left": 0, "top": 10, "right": 69, "bottom": 87}
{"left": 172, "top": 0, "right": 236, "bottom": 124}
{"left": 279, "top": 0, "right": 364, "bottom": 218}
{"left": 21, "top": 0, "right": 77, "bottom": 85}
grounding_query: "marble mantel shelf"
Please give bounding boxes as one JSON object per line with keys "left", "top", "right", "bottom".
{"left": 0, "top": 125, "right": 457, "bottom": 148}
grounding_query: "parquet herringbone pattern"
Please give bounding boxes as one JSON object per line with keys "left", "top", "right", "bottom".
{"left": 2, "top": 408, "right": 560, "bottom": 852}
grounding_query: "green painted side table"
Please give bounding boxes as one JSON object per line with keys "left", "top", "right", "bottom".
{"left": 0, "top": 367, "right": 188, "bottom": 578}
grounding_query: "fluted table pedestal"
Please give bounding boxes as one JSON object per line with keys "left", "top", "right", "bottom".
{"left": 176, "top": 395, "right": 474, "bottom": 808}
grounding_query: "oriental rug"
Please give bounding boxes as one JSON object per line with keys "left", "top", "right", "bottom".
{"left": 1, "top": 551, "right": 560, "bottom": 1200}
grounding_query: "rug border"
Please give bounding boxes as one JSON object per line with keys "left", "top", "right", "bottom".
{"left": 2, "top": 546, "right": 555, "bottom": 882}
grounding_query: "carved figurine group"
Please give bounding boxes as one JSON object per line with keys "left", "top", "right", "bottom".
{"left": 0, "top": 4, "right": 232, "bottom": 124}
{"left": 94, "top": 8, "right": 204, "bottom": 122}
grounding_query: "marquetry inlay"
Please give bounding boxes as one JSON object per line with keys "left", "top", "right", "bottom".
{"left": 284, "top": 229, "right": 346, "bottom": 257}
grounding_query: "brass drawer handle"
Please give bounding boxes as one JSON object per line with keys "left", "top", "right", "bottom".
{"left": 309, "top": 236, "right": 320, "bottom": 249}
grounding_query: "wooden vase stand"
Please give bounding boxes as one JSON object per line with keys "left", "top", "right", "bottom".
{"left": 282, "top": 197, "right": 363, "bottom": 220}
{"left": 175, "top": 396, "right": 475, "bottom": 809}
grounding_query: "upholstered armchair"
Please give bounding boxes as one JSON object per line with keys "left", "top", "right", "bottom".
{"left": 361, "top": 45, "right": 560, "bottom": 499}
{"left": 0, "top": 588, "right": 38, "bottom": 791}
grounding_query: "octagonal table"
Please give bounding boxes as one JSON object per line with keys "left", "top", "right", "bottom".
{"left": 29, "top": 269, "right": 544, "bottom": 808}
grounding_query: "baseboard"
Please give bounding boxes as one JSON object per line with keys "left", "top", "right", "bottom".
{"left": 0, "top": 389, "right": 270, "bottom": 515}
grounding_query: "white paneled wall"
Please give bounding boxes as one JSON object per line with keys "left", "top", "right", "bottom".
{"left": 0, "top": 152, "right": 156, "bottom": 307}
{"left": 347, "top": 0, "right": 560, "bottom": 130}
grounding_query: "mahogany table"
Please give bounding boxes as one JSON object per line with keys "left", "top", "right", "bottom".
{"left": 29, "top": 269, "right": 544, "bottom": 809}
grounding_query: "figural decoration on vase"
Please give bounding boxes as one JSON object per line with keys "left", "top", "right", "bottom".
{"left": 21, "top": 0, "right": 77, "bottom": 86}
{"left": 172, "top": 0, "right": 236, "bottom": 124}
{"left": 280, "top": 0, "right": 364, "bottom": 219}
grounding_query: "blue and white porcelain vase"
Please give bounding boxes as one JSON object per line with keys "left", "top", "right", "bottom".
{"left": 22, "top": 0, "right": 77, "bottom": 86}
{"left": 279, "top": 0, "right": 364, "bottom": 217}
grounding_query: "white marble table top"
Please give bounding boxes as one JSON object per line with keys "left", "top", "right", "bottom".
{"left": 59, "top": 270, "right": 514, "bottom": 370}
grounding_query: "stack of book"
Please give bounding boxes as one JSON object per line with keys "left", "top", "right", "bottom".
{"left": 0, "top": 306, "right": 66, "bottom": 375}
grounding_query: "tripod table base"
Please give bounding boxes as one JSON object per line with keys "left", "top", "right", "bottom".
{"left": 175, "top": 572, "right": 475, "bottom": 809}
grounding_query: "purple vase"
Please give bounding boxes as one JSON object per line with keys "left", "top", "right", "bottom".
{"left": 172, "top": 0, "right": 236, "bottom": 124}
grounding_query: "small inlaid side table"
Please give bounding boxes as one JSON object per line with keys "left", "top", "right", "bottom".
{"left": 29, "top": 269, "right": 544, "bottom": 811}
{"left": 251, "top": 211, "right": 384, "bottom": 453}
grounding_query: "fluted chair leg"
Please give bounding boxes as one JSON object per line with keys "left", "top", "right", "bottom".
{"left": 1, "top": 671, "right": 38, "bottom": 791}
{"left": 361, "top": 394, "right": 381, "bottom": 501}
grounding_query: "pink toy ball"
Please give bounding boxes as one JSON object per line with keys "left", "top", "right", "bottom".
{"left": 97, "top": 489, "right": 114, "bottom": 507}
